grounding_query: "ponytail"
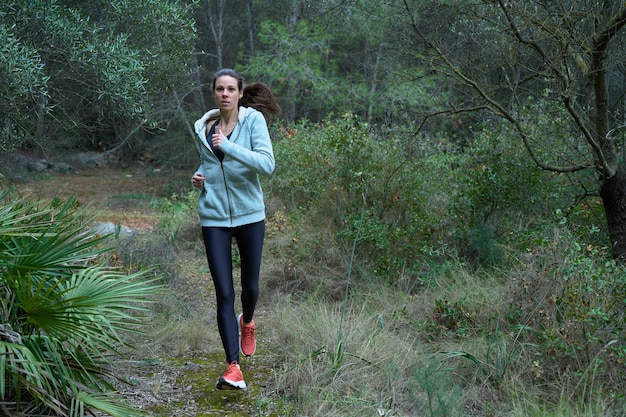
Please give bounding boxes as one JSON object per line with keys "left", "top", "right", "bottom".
{"left": 241, "top": 83, "right": 281, "bottom": 122}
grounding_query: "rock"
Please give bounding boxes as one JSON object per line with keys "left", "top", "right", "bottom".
{"left": 51, "top": 162, "right": 73, "bottom": 173}
{"left": 93, "top": 222, "right": 134, "bottom": 237}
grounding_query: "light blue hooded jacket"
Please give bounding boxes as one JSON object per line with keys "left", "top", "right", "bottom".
{"left": 193, "top": 106, "right": 275, "bottom": 227}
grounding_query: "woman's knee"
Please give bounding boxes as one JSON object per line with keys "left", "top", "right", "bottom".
{"left": 214, "top": 282, "right": 235, "bottom": 304}
{"left": 241, "top": 285, "right": 259, "bottom": 299}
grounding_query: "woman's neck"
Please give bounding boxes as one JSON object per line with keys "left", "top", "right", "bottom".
{"left": 219, "top": 108, "right": 238, "bottom": 126}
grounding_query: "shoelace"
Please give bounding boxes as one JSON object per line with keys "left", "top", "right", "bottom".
{"left": 224, "top": 362, "right": 241, "bottom": 379}
{"left": 242, "top": 324, "right": 255, "bottom": 340}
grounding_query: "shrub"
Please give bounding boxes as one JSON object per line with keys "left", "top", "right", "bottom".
{"left": 0, "top": 190, "right": 162, "bottom": 417}
{"left": 450, "top": 126, "right": 563, "bottom": 266}
{"left": 268, "top": 115, "right": 461, "bottom": 286}
{"left": 507, "top": 227, "right": 626, "bottom": 393}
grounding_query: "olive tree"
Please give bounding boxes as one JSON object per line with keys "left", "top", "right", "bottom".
{"left": 0, "top": 0, "right": 196, "bottom": 154}
{"left": 0, "top": 24, "right": 49, "bottom": 152}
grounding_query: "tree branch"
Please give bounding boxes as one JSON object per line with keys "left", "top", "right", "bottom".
{"left": 403, "top": 0, "right": 585, "bottom": 173}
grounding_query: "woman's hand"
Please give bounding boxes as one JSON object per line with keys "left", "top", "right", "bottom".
{"left": 212, "top": 128, "right": 227, "bottom": 149}
{"left": 192, "top": 173, "right": 206, "bottom": 189}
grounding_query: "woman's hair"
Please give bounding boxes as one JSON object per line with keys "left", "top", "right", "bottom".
{"left": 212, "top": 69, "right": 281, "bottom": 121}
{"left": 241, "top": 82, "right": 281, "bottom": 121}
{"left": 212, "top": 68, "right": 243, "bottom": 91}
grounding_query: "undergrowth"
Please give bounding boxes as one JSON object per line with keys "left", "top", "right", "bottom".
{"left": 110, "top": 115, "right": 626, "bottom": 416}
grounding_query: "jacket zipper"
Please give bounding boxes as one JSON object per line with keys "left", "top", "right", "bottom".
{"left": 219, "top": 162, "right": 233, "bottom": 226}
{"left": 204, "top": 117, "right": 245, "bottom": 227}
{"left": 219, "top": 121, "right": 242, "bottom": 226}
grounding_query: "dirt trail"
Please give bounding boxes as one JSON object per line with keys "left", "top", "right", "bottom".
{"left": 13, "top": 167, "right": 288, "bottom": 416}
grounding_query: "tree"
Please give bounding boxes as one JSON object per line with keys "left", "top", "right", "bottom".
{"left": 243, "top": 0, "right": 415, "bottom": 123}
{"left": 0, "top": 24, "right": 49, "bottom": 152}
{"left": 0, "top": 0, "right": 196, "bottom": 155}
{"left": 99, "top": 0, "right": 198, "bottom": 154}
{"left": 399, "top": 0, "right": 626, "bottom": 261}
{"left": 245, "top": 18, "right": 334, "bottom": 122}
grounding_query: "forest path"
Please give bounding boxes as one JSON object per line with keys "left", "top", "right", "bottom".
{"left": 15, "top": 166, "right": 289, "bottom": 417}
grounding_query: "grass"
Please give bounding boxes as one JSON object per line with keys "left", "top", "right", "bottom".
{"left": 265, "top": 289, "right": 446, "bottom": 416}
{"left": 507, "top": 381, "right": 615, "bottom": 417}
{"left": 15, "top": 168, "right": 623, "bottom": 416}
{"left": 116, "top": 216, "right": 622, "bottom": 416}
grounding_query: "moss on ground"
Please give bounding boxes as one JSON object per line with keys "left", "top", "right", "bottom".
{"left": 145, "top": 353, "right": 294, "bottom": 416}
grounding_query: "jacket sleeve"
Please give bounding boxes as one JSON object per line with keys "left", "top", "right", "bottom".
{"left": 219, "top": 111, "right": 275, "bottom": 176}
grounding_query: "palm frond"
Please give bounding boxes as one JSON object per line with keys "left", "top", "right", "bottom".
{"left": 0, "top": 191, "right": 161, "bottom": 416}
{"left": 0, "top": 341, "right": 67, "bottom": 415}
{"left": 0, "top": 194, "right": 109, "bottom": 279}
{"left": 72, "top": 391, "right": 146, "bottom": 417}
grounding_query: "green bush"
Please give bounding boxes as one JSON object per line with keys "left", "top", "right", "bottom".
{"left": 504, "top": 228, "right": 626, "bottom": 393}
{"left": 269, "top": 115, "right": 461, "bottom": 284}
{"left": 542, "top": 243, "right": 625, "bottom": 381}
{"left": 450, "top": 126, "right": 565, "bottom": 266}
{"left": 0, "top": 190, "right": 162, "bottom": 417}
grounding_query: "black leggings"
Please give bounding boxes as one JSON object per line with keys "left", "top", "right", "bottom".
{"left": 202, "top": 220, "right": 265, "bottom": 364}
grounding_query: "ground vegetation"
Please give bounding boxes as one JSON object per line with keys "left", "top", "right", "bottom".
{"left": 1, "top": 0, "right": 626, "bottom": 416}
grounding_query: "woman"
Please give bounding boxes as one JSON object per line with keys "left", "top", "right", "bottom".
{"left": 191, "top": 69, "right": 280, "bottom": 390}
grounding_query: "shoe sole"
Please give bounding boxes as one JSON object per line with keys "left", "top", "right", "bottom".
{"left": 238, "top": 313, "right": 256, "bottom": 357}
{"left": 216, "top": 377, "right": 247, "bottom": 390}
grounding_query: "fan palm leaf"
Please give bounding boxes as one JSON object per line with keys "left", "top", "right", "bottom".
{"left": 0, "top": 196, "right": 109, "bottom": 278}
{"left": 0, "top": 191, "right": 161, "bottom": 416}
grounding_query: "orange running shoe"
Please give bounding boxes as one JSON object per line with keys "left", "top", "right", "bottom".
{"left": 238, "top": 313, "right": 256, "bottom": 357}
{"left": 216, "top": 361, "right": 246, "bottom": 390}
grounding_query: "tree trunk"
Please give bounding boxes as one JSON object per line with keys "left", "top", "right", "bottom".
{"left": 599, "top": 166, "right": 626, "bottom": 263}
{"left": 206, "top": 0, "right": 225, "bottom": 69}
{"left": 246, "top": 0, "right": 255, "bottom": 56}
{"left": 592, "top": 5, "right": 626, "bottom": 262}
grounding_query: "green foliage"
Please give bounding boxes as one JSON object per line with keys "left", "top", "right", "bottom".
{"left": 155, "top": 190, "right": 199, "bottom": 244}
{"left": 495, "top": 228, "right": 626, "bottom": 399}
{"left": 451, "top": 124, "right": 565, "bottom": 266}
{"left": 0, "top": 0, "right": 197, "bottom": 152}
{"left": 0, "top": 191, "right": 162, "bottom": 416}
{"left": 1, "top": 0, "right": 147, "bottom": 146}
{"left": 465, "top": 223, "right": 504, "bottom": 266}
{"left": 453, "top": 127, "right": 553, "bottom": 226}
{"left": 539, "top": 241, "right": 626, "bottom": 379}
{"left": 409, "top": 360, "right": 464, "bottom": 417}
{"left": 269, "top": 115, "right": 462, "bottom": 282}
{"left": 105, "top": 0, "right": 197, "bottom": 110}
{"left": 244, "top": 19, "right": 335, "bottom": 121}
{"left": 432, "top": 297, "right": 474, "bottom": 333}
{"left": 0, "top": 24, "right": 49, "bottom": 151}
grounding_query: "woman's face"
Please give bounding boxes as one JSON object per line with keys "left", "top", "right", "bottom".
{"left": 214, "top": 75, "right": 243, "bottom": 111}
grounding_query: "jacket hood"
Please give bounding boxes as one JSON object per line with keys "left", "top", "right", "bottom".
{"left": 194, "top": 107, "right": 252, "bottom": 152}
{"left": 194, "top": 107, "right": 251, "bottom": 134}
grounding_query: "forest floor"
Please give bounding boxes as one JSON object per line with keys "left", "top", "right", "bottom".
{"left": 15, "top": 166, "right": 290, "bottom": 417}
